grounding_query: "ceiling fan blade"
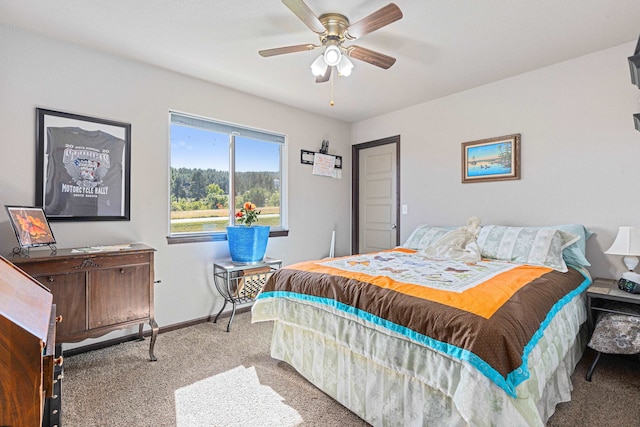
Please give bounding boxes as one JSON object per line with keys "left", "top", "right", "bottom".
{"left": 259, "top": 44, "right": 318, "bottom": 57}
{"left": 347, "top": 45, "right": 396, "bottom": 69}
{"left": 282, "top": 0, "right": 326, "bottom": 34}
{"left": 315, "top": 65, "right": 332, "bottom": 83}
{"left": 345, "top": 3, "right": 403, "bottom": 40}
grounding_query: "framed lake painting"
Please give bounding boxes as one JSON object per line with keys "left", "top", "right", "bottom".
{"left": 461, "top": 134, "right": 520, "bottom": 183}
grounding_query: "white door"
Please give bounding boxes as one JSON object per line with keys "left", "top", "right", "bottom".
{"left": 357, "top": 140, "right": 398, "bottom": 253}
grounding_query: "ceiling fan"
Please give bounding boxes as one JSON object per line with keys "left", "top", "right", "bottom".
{"left": 259, "top": 0, "right": 403, "bottom": 83}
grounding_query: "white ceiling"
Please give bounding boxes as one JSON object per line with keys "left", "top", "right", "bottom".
{"left": 1, "top": 1, "right": 639, "bottom": 123}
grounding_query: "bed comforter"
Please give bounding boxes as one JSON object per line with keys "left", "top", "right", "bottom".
{"left": 253, "top": 248, "right": 591, "bottom": 399}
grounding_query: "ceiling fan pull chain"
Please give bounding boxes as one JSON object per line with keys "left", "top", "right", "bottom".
{"left": 330, "top": 69, "right": 335, "bottom": 106}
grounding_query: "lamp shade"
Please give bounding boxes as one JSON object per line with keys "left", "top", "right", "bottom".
{"left": 324, "top": 45, "right": 342, "bottom": 66}
{"left": 605, "top": 226, "right": 640, "bottom": 255}
{"left": 310, "top": 55, "right": 328, "bottom": 77}
{"left": 337, "top": 55, "right": 354, "bottom": 76}
{"left": 606, "top": 226, "right": 640, "bottom": 282}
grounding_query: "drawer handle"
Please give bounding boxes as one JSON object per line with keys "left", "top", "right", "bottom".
{"left": 120, "top": 268, "right": 126, "bottom": 274}
{"left": 52, "top": 409, "right": 58, "bottom": 415}
{"left": 48, "top": 276, "right": 55, "bottom": 283}
{"left": 56, "top": 315, "right": 63, "bottom": 323}
{"left": 54, "top": 356, "right": 64, "bottom": 367}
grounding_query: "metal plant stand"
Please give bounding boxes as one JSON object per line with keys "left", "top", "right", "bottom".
{"left": 212, "top": 257, "right": 281, "bottom": 332}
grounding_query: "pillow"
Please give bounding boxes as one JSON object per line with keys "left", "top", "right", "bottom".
{"left": 480, "top": 224, "right": 593, "bottom": 268}
{"left": 551, "top": 224, "right": 593, "bottom": 267}
{"left": 476, "top": 225, "right": 579, "bottom": 272}
{"left": 403, "top": 225, "right": 452, "bottom": 250}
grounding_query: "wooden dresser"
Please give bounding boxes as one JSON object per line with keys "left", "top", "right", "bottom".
{"left": 0, "top": 255, "right": 61, "bottom": 427}
{"left": 10, "top": 244, "right": 158, "bottom": 361}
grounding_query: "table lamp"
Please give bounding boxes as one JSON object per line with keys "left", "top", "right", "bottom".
{"left": 605, "top": 226, "right": 640, "bottom": 283}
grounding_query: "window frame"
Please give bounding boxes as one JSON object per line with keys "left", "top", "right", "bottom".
{"left": 167, "top": 111, "right": 288, "bottom": 244}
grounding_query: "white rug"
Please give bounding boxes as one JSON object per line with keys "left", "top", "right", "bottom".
{"left": 175, "top": 365, "right": 303, "bottom": 427}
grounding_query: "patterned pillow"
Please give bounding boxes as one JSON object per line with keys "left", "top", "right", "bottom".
{"left": 403, "top": 225, "right": 452, "bottom": 250}
{"left": 476, "top": 225, "right": 579, "bottom": 272}
{"left": 552, "top": 224, "right": 593, "bottom": 267}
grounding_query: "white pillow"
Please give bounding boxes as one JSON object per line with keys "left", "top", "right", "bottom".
{"left": 476, "top": 225, "right": 579, "bottom": 272}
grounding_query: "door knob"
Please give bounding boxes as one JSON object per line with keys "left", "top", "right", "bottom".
{"left": 391, "top": 224, "right": 397, "bottom": 229}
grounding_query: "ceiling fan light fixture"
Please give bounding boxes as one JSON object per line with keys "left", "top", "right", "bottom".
{"left": 310, "top": 54, "right": 328, "bottom": 76}
{"left": 324, "top": 45, "right": 342, "bottom": 66}
{"left": 337, "top": 55, "right": 354, "bottom": 77}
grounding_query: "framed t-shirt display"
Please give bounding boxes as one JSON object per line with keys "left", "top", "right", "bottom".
{"left": 35, "top": 108, "right": 131, "bottom": 221}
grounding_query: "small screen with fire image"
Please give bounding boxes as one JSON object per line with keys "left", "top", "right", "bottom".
{"left": 5, "top": 206, "right": 56, "bottom": 248}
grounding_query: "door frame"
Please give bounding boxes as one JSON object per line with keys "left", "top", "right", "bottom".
{"left": 352, "top": 135, "right": 401, "bottom": 254}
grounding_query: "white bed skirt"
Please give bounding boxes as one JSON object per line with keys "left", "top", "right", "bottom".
{"left": 257, "top": 294, "right": 587, "bottom": 427}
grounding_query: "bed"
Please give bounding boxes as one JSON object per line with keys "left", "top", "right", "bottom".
{"left": 252, "top": 224, "right": 593, "bottom": 426}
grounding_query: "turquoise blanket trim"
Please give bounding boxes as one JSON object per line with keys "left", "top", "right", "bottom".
{"left": 256, "top": 270, "right": 592, "bottom": 398}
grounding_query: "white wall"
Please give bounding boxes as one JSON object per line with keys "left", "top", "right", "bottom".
{"left": 353, "top": 42, "right": 640, "bottom": 280}
{"left": 0, "top": 25, "right": 352, "bottom": 343}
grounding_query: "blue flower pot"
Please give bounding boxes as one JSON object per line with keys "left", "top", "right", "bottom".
{"left": 227, "top": 225, "right": 270, "bottom": 264}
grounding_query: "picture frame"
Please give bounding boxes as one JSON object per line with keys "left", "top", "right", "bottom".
{"left": 461, "top": 134, "right": 521, "bottom": 183}
{"left": 35, "top": 108, "right": 131, "bottom": 221}
{"left": 5, "top": 205, "right": 56, "bottom": 248}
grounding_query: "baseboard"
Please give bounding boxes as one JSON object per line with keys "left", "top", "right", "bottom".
{"left": 62, "top": 306, "right": 252, "bottom": 357}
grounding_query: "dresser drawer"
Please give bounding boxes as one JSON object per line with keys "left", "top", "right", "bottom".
{"left": 17, "top": 251, "right": 151, "bottom": 275}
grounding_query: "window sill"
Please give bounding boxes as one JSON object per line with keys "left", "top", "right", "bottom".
{"left": 166, "top": 229, "right": 289, "bottom": 245}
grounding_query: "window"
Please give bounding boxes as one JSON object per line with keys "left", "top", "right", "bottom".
{"left": 168, "top": 112, "right": 287, "bottom": 243}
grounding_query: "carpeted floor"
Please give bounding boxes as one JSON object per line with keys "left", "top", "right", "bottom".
{"left": 61, "top": 312, "right": 640, "bottom": 426}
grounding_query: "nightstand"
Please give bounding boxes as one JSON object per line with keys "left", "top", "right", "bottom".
{"left": 585, "top": 277, "right": 640, "bottom": 381}
{"left": 587, "top": 278, "right": 640, "bottom": 329}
